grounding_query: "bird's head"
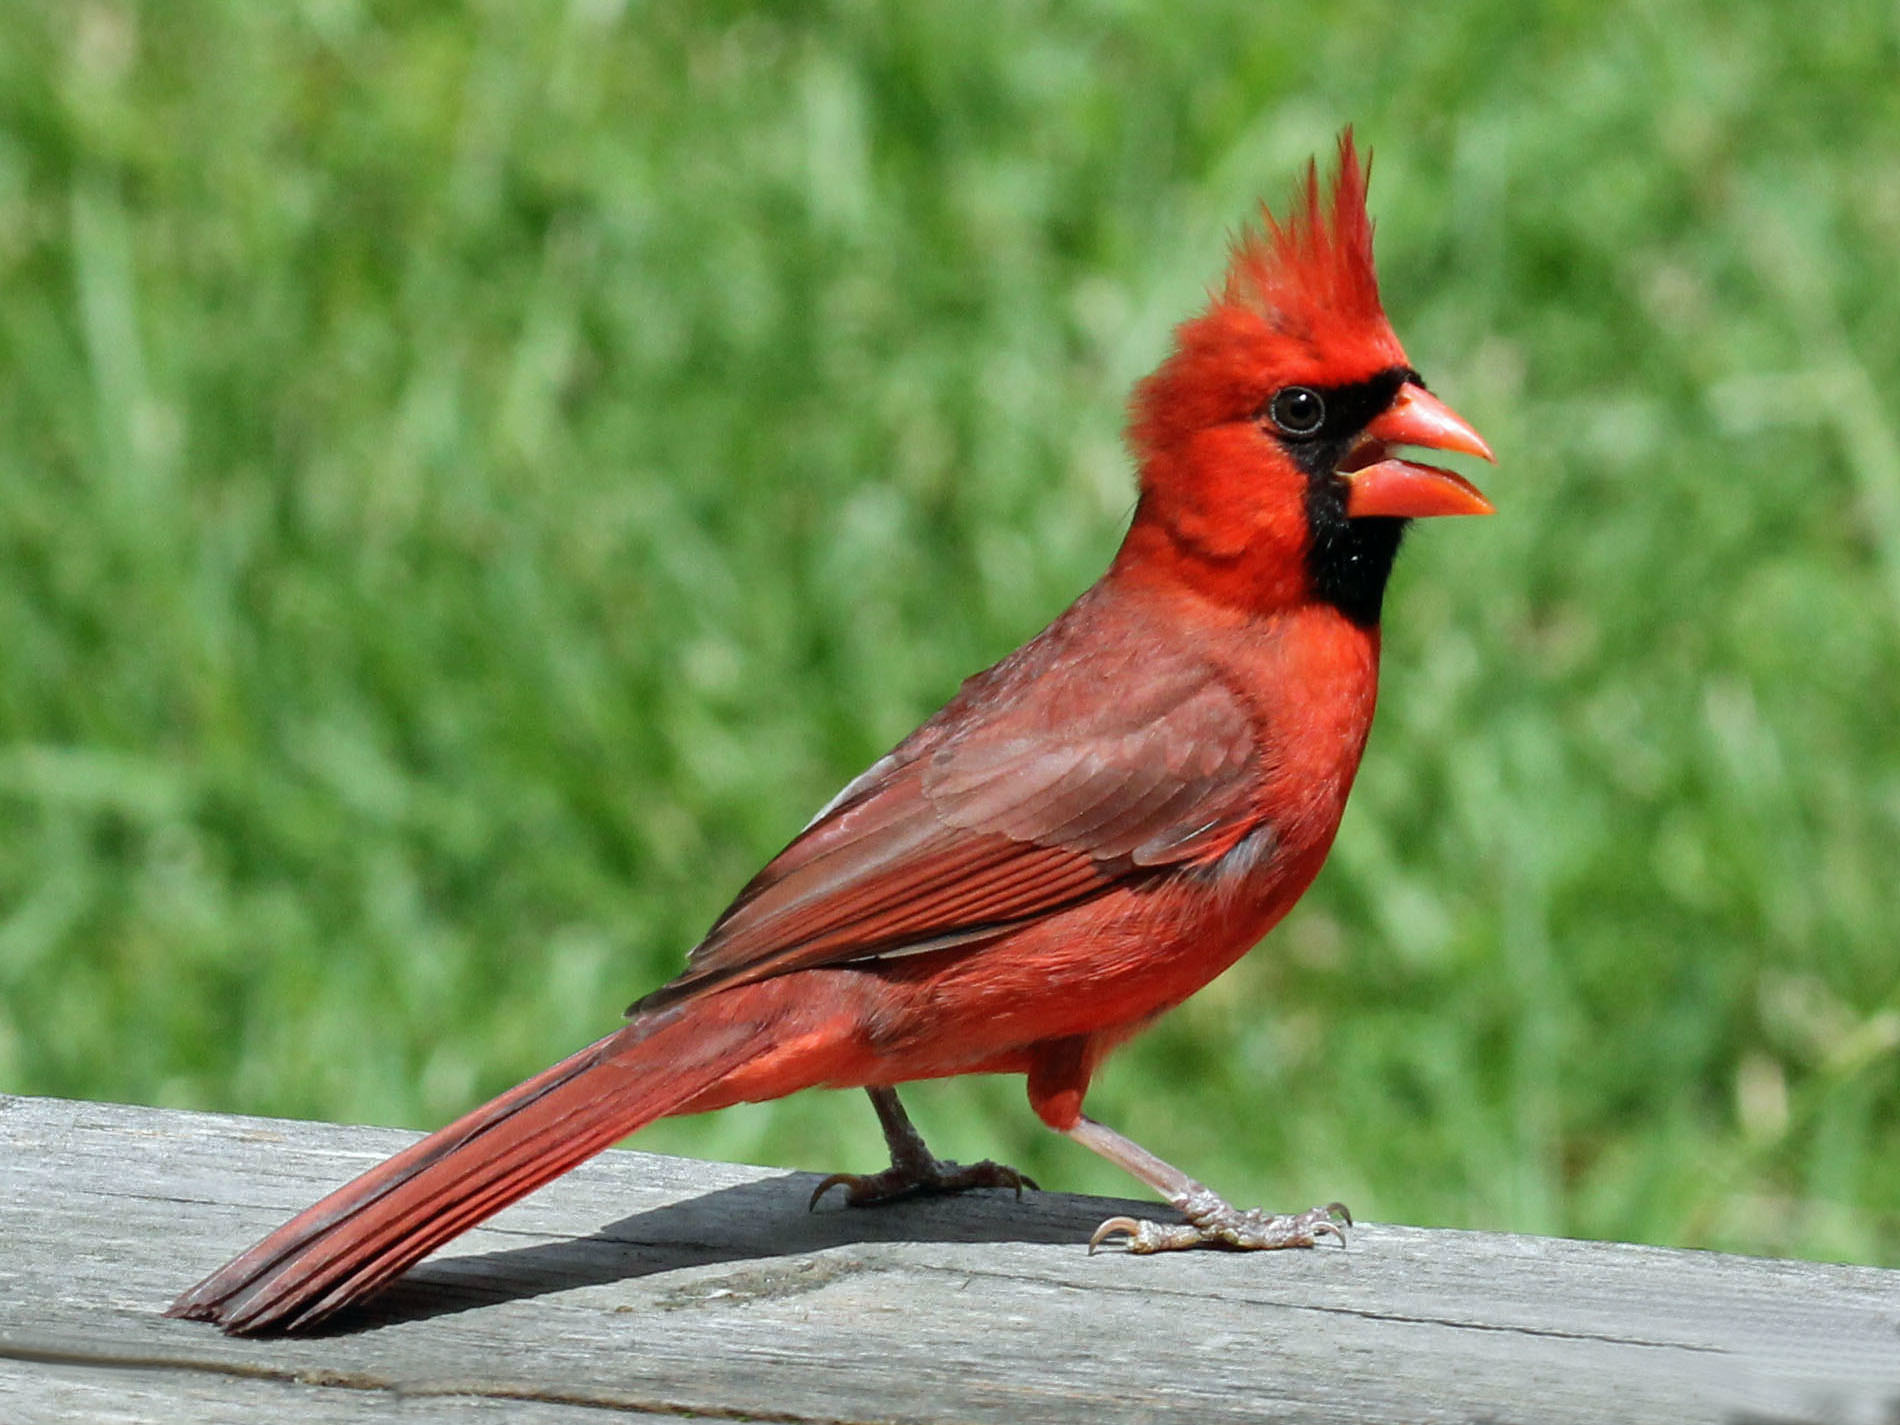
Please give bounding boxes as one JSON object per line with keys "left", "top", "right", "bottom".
{"left": 1124, "top": 132, "right": 1494, "bottom": 625}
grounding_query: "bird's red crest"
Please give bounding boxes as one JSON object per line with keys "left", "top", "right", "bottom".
{"left": 1223, "top": 130, "right": 1392, "bottom": 349}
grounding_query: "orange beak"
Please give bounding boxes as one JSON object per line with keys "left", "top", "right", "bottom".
{"left": 1342, "top": 383, "right": 1496, "bottom": 519}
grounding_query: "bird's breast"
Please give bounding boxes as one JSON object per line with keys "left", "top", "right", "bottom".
{"left": 1230, "top": 602, "right": 1382, "bottom": 869}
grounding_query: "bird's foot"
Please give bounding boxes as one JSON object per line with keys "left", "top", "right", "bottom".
{"left": 1089, "top": 1190, "right": 1350, "bottom": 1254}
{"left": 809, "top": 1156, "right": 1038, "bottom": 1210}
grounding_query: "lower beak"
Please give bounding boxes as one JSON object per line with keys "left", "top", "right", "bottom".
{"left": 1342, "top": 383, "right": 1496, "bottom": 520}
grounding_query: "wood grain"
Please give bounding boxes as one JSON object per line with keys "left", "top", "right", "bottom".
{"left": 1, "top": 1093, "right": 1895, "bottom": 1424}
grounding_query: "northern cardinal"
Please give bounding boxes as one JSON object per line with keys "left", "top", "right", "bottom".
{"left": 171, "top": 132, "right": 1494, "bottom": 1335}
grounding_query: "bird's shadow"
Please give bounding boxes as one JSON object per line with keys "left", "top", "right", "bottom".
{"left": 313, "top": 1171, "right": 1159, "bottom": 1335}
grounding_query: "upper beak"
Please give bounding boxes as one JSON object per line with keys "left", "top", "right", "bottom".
{"left": 1342, "top": 382, "right": 1496, "bottom": 520}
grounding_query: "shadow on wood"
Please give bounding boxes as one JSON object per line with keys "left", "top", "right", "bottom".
{"left": 351, "top": 1170, "right": 1166, "bottom": 1331}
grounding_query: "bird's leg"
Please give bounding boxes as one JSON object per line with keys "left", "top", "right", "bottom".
{"left": 809, "top": 1086, "right": 1038, "bottom": 1209}
{"left": 1067, "top": 1115, "right": 1350, "bottom": 1253}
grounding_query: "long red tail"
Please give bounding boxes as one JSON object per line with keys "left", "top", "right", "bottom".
{"left": 169, "top": 1000, "right": 765, "bottom": 1334}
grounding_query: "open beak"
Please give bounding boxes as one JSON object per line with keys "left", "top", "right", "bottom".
{"left": 1341, "top": 382, "right": 1496, "bottom": 519}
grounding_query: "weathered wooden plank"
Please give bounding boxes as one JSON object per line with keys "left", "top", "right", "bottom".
{"left": 3, "top": 1358, "right": 701, "bottom": 1423}
{"left": 1, "top": 1093, "right": 1895, "bottom": 1425}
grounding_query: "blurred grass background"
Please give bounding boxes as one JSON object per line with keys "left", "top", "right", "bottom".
{"left": 2, "top": 0, "right": 1897, "bottom": 1267}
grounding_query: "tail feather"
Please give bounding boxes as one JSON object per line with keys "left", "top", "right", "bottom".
{"left": 170, "top": 1005, "right": 759, "bottom": 1334}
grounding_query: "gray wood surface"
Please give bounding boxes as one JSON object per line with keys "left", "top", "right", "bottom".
{"left": 1, "top": 1093, "right": 1895, "bottom": 1424}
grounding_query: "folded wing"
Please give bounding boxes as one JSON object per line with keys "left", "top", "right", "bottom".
{"left": 635, "top": 615, "right": 1267, "bottom": 1012}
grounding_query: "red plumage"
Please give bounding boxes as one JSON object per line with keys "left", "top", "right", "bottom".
{"left": 171, "top": 130, "right": 1496, "bottom": 1334}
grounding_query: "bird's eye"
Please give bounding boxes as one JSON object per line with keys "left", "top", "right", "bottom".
{"left": 1268, "top": 386, "right": 1326, "bottom": 437}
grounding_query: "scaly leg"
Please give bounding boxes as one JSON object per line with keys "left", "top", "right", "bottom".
{"left": 1068, "top": 1115, "right": 1349, "bottom": 1253}
{"left": 809, "top": 1086, "right": 1039, "bottom": 1209}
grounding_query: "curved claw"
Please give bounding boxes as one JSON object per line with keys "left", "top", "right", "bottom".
{"left": 808, "top": 1173, "right": 858, "bottom": 1211}
{"left": 1326, "top": 1201, "right": 1353, "bottom": 1228}
{"left": 1089, "top": 1216, "right": 1142, "bottom": 1254}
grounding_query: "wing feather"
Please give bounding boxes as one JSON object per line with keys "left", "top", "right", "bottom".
{"left": 632, "top": 596, "right": 1270, "bottom": 1012}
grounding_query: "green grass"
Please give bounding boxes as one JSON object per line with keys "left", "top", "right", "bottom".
{"left": 2, "top": 1, "right": 1897, "bottom": 1266}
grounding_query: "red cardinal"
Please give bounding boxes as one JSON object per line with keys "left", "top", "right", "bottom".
{"left": 172, "top": 132, "right": 1494, "bottom": 1335}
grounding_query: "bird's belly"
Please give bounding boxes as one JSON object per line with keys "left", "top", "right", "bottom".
{"left": 828, "top": 832, "right": 1331, "bottom": 1083}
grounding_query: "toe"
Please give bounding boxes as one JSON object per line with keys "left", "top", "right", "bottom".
{"left": 967, "top": 1160, "right": 1038, "bottom": 1197}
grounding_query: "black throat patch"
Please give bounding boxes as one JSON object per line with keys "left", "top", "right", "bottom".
{"left": 1263, "top": 366, "right": 1416, "bottom": 629}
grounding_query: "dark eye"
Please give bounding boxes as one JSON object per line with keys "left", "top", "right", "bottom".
{"left": 1268, "top": 386, "right": 1325, "bottom": 437}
